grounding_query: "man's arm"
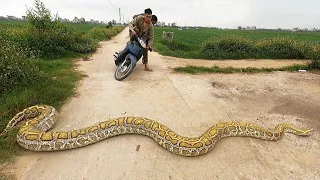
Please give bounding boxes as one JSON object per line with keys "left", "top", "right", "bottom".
{"left": 129, "top": 16, "right": 143, "bottom": 35}
{"left": 147, "top": 25, "right": 154, "bottom": 48}
{"left": 128, "top": 17, "right": 138, "bottom": 33}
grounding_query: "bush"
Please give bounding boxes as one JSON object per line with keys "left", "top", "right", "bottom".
{"left": 0, "top": 39, "right": 41, "bottom": 93}
{"left": 86, "top": 27, "right": 124, "bottom": 42}
{"left": 255, "top": 37, "right": 312, "bottom": 59}
{"left": 105, "top": 28, "right": 118, "bottom": 38}
{"left": 201, "top": 35, "right": 254, "bottom": 59}
{"left": 1, "top": 1, "right": 125, "bottom": 59}
{"left": 87, "top": 27, "right": 110, "bottom": 41}
{"left": 0, "top": 26, "right": 40, "bottom": 58}
{"left": 160, "top": 39, "right": 194, "bottom": 51}
{"left": 70, "top": 33, "right": 98, "bottom": 53}
{"left": 24, "top": 0, "right": 90, "bottom": 57}
{"left": 309, "top": 45, "right": 320, "bottom": 60}
{"left": 200, "top": 35, "right": 319, "bottom": 60}
{"left": 203, "top": 35, "right": 254, "bottom": 53}
{"left": 309, "top": 60, "right": 320, "bottom": 69}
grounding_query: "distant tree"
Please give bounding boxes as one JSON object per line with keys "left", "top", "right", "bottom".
{"left": 26, "top": 0, "right": 53, "bottom": 33}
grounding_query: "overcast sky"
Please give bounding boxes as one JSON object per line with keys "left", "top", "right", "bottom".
{"left": 1, "top": 0, "right": 320, "bottom": 29}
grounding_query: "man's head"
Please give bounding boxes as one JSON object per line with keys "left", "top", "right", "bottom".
{"left": 144, "top": 8, "right": 152, "bottom": 23}
{"left": 151, "top": 15, "right": 158, "bottom": 25}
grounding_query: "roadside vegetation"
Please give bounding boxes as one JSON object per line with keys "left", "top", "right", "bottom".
{"left": 0, "top": 0, "right": 124, "bottom": 166}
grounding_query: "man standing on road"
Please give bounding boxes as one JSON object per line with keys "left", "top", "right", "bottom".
{"left": 128, "top": 8, "right": 155, "bottom": 72}
{"left": 131, "top": 14, "right": 157, "bottom": 67}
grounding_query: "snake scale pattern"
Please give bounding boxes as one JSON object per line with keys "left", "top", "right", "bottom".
{"left": 0, "top": 105, "right": 313, "bottom": 157}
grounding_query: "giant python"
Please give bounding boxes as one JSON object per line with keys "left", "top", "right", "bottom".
{"left": 0, "top": 105, "right": 313, "bottom": 157}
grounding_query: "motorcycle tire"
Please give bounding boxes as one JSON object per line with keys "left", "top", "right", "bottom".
{"left": 114, "top": 61, "right": 135, "bottom": 81}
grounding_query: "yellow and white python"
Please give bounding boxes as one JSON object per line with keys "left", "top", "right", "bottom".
{"left": 0, "top": 105, "right": 313, "bottom": 157}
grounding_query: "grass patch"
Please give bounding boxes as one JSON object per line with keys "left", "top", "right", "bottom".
{"left": 0, "top": 57, "right": 84, "bottom": 164}
{"left": 0, "top": 173, "right": 15, "bottom": 180}
{"left": 174, "top": 64, "right": 310, "bottom": 74}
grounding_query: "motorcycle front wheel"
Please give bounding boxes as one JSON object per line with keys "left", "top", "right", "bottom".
{"left": 114, "top": 60, "right": 134, "bottom": 81}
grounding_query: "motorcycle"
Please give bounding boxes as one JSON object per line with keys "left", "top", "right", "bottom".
{"left": 113, "top": 35, "right": 152, "bottom": 81}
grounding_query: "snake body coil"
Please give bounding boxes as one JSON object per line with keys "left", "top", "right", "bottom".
{"left": 0, "top": 105, "right": 313, "bottom": 157}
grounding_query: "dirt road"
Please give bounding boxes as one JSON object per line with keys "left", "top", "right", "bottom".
{"left": 4, "top": 28, "right": 320, "bottom": 180}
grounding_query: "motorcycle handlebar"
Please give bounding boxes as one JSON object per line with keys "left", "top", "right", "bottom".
{"left": 131, "top": 33, "right": 152, "bottom": 52}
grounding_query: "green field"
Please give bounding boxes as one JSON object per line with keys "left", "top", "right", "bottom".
{"left": 153, "top": 27, "right": 320, "bottom": 60}
{"left": 0, "top": 20, "right": 27, "bottom": 27}
{"left": 155, "top": 27, "right": 320, "bottom": 45}
{"left": 0, "top": 20, "right": 108, "bottom": 33}
{"left": 67, "top": 23, "right": 109, "bottom": 33}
